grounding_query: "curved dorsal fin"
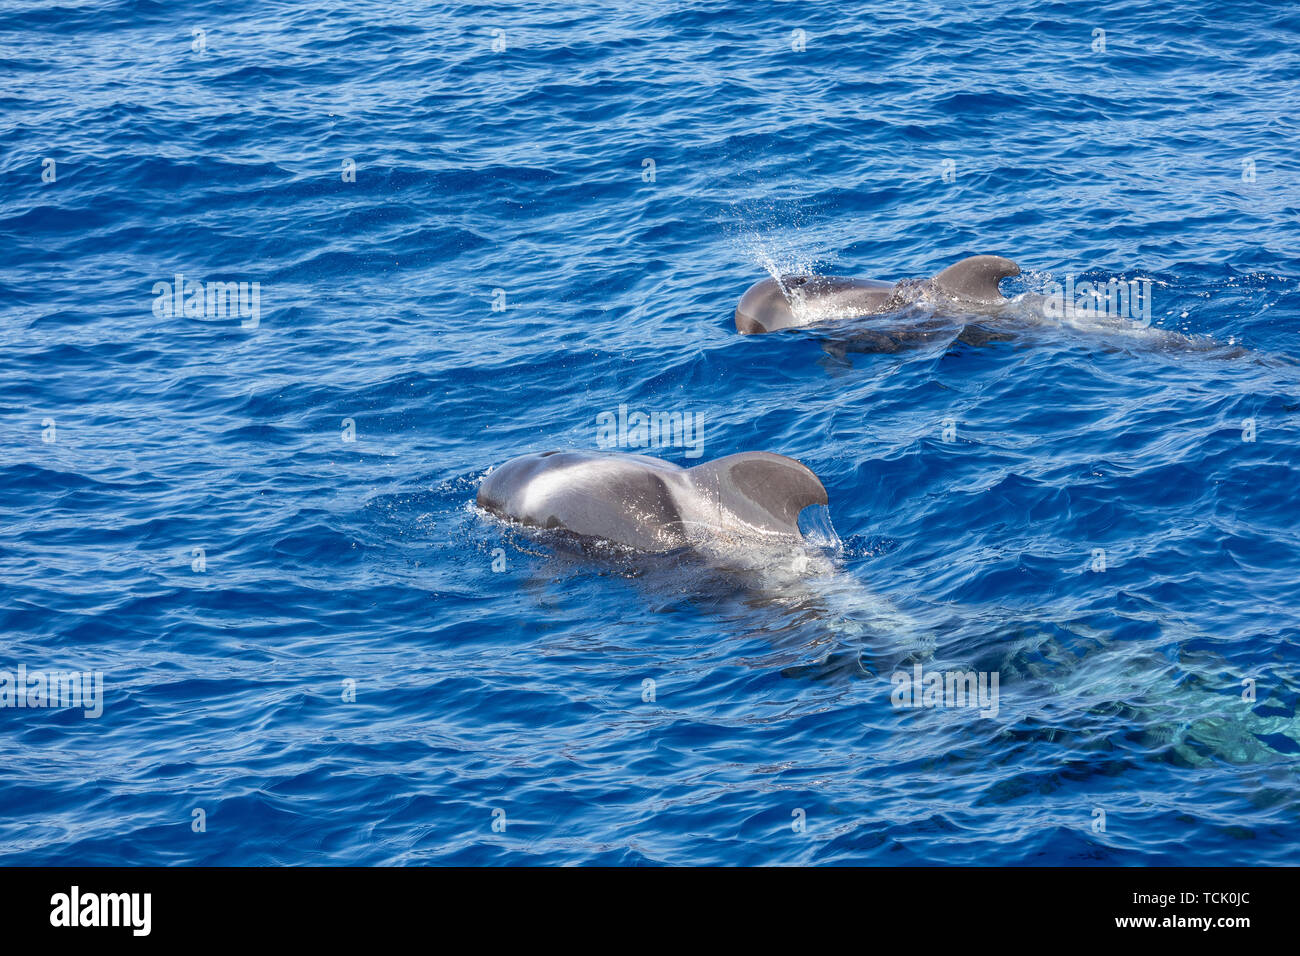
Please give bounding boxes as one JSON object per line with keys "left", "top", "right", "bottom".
{"left": 932, "top": 254, "right": 1020, "bottom": 303}
{"left": 687, "top": 452, "right": 828, "bottom": 537}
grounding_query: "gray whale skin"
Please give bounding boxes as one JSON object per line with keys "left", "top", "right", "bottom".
{"left": 735, "top": 254, "right": 1020, "bottom": 334}
{"left": 477, "top": 450, "right": 828, "bottom": 552}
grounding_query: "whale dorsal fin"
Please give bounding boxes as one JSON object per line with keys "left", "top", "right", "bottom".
{"left": 687, "top": 452, "right": 828, "bottom": 537}
{"left": 932, "top": 254, "right": 1020, "bottom": 303}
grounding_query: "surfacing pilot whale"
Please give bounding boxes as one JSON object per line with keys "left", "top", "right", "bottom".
{"left": 735, "top": 254, "right": 1020, "bottom": 334}
{"left": 477, "top": 450, "right": 828, "bottom": 553}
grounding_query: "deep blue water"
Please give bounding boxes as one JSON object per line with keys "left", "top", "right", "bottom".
{"left": 2, "top": 0, "right": 1299, "bottom": 866}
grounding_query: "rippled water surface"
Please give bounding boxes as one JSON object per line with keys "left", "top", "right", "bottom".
{"left": 2, "top": 0, "right": 1299, "bottom": 864}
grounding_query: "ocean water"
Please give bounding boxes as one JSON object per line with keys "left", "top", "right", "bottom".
{"left": 1, "top": 0, "right": 1298, "bottom": 866}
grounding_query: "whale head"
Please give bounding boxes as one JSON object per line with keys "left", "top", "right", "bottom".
{"left": 736, "top": 275, "right": 896, "bottom": 334}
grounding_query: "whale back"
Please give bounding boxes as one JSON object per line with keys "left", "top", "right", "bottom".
{"left": 736, "top": 255, "right": 1020, "bottom": 334}
{"left": 478, "top": 450, "right": 828, "bottom": 551}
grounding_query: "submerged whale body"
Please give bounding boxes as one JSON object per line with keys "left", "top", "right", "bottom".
{"left": 477, "top": 450, "right": 828, "bottom": 552}
{"left": 735, "top": 254, "right": 1020, "bottom": 334}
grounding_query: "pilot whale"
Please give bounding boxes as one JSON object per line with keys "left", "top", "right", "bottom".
{"left": 735, "top": 254, "right": 1020, "bottom": 334}
{"left": 477, "top": 450, "right": 828, "bottom": 553}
